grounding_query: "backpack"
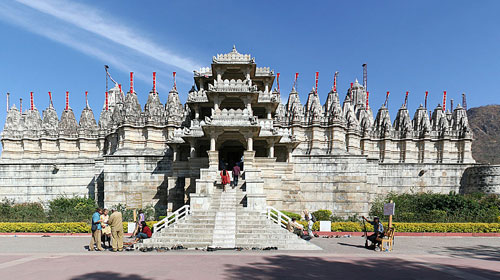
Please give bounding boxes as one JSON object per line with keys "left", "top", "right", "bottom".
{"left": 311, "top": 214, "right": 317, "bottom": 223}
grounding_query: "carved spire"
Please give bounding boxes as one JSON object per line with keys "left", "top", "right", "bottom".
{"left": 165, "top": 87, "right": 183, "bottom": 125}
{"left": 285, "top": 87, "right": 303, "bottom": 125}
{"left": 412, "top": 104, "right": 431, "bottom": 137}
{"left": 2, "top": 105, "right": 23, "bottom": 138}
{"left": 393, "top": 104, "right": 413, "bottom": 137}
{"left": 144, "top": 88, "right": 165, "bottom": 125}
{"left": 78, "top": 104, "right": 98, "bottom": 137}
{"left": 374, "top": 105, "right": 392, "bottom": 137}
{"left": 58, "top": 107, "right": 78, "bottom": 137}
{"left": 304, "top": 88, "right": 323, "bottom": 124}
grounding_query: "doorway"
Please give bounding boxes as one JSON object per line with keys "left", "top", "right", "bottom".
{"left": 219, "top": 140, "right": 244, "bottom": 171}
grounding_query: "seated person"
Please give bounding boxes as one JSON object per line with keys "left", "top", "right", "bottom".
{"left": 286, "top": 218, "right": 305, "bottom": 238}
{"left": 133, "top": 221, "right": 152, "bottom": 243}
{"left": 362, "top": 216, "right": 384, "bottom": 246}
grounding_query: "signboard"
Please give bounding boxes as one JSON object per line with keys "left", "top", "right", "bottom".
{"left": 383, "top": 202, "right": 395, "bottom": 216}
{"left": 319, "top": 221, "right": 332, "bottom": 232}
{"left": 126, "top": 193, "right": 142, "bottom": 209}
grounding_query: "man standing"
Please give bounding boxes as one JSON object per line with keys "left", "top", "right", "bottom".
{"left": 89, "top": 208, "right": 104, "bottom": 251}
{"left": 108, "top": 208, "right": 124, "bottom": 252}
{"left": 232, "top": 163, "right": 241, "bottom": 187}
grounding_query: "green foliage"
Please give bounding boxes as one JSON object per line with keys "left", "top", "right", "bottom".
{"left": 114, "top": 204, "right": 158, "bottom": 222}
{"left": 312, "top": 210, "right": 332, "bottom": 221}
{"left": 0, "top": 200, "right": 47, "bottom": 222}
{"left": 48, "top": 197, "right": 96, "bottom": 222}
{"left": 280, "top": 211, "right": 302, "bottom": 221}
{"left": 369, "top": 192, "right": 500, "bottom": 223}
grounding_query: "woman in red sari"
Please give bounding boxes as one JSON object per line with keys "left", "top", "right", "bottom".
{"left": 220, "top": 168, "right": 231, "bottom": 192}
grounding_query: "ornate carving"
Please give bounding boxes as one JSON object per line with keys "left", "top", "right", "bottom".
{"left": 78, "top": 106, "right": 98, "bottom": 137}
{"left": 58, "top": 109, "right": 78, "bottom": 137}
{"left": 2, "top": 105, "right": 23, "bottom": 138}
{"left": 144, "top": 91, "right": 165, "bottom": 125}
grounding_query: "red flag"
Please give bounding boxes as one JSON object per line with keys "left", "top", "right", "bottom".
{"left": 153, "top": 72, "right": 157, "bottom": 93}
{"left": 130, "top": 72, "right": 134, "bottom": 94}
{"left": 105, "top": 91, "right": 109, "bottom": 111}
{"left": 425, "top": 91, "right": 428, "bottom": 109}
{"left": 442, "top": 91, "right": 447, "bottom": 111}
{"left": 315, "top": 72, "right": 319, "bottom": 95}
{"left": 277, "top": 73, "right": 280, "bottom": 92}
{"left": 65, "top": 91, "right": 69, "bottom": 110}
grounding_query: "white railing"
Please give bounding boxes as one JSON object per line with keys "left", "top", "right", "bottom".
{"left": 153, "top": 205, "right": 191, "bottom": 233}
{"left": 266, "top": 206, "right": 291, "bottom": 229}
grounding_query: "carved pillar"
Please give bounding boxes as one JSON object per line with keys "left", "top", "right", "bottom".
{"left": 247, "top": 137, "right": 253, "bottom": 151}
{"left": 269, "top": 143, "right": 275, "bottom": 158}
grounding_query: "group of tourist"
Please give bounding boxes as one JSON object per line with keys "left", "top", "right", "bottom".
{"left": 220, "top": 162, "right": 241, "bottom": 192}
{"left": 89, "top": 208, "right": 152, "bottom": 252}
{"left": 286, "top": 209, "right": 316, "bottom": 240}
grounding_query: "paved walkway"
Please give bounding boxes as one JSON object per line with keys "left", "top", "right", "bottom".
{"left": 0, "top": 236, "right": 498, "bottom": 279}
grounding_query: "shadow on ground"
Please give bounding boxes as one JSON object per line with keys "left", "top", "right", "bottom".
{"left": 441, "top": 245, "right": 500, "bottom": 261}
{"left": 70, "top": 272, "right": 151, "bottom": 280}
{"left": 224, "top": 255, "right": 499, "bottom": 280}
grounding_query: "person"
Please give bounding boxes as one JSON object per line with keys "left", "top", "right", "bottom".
{"left": 133, "top": 221, "right": 152, "bottom": 243}
{"left": 286, "top": 218, "right": 305, "bottom": 238}
{"left": 108, "top": 208, "right": 124, "bottom": 252}
{"left": 132, "top": 209, "right": 145, "bottom": 237}
{"left": 89, "top": 208, "right": 104, "bottom": 251}
{"left": 362, "top": 216, "right": 384, "bottom": 248}
{"left": 100, "top": 208, "right": 112, "bottom": 248}
{"left": 220, "top": 168, "right": 230, "bottom": 192}
{"left": 303, "top": 209, "right": 314, "bottom": 238}
{"left": 232, "top": 163, "right": 241, "bottom": 187}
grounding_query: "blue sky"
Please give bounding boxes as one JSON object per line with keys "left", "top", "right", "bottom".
{"left": 0, "top": 0, "right": 499, "bottom": 130}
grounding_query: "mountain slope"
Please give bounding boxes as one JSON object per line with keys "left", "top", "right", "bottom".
{"left": 468, "top": 105, "right": 500, "bottom": 164}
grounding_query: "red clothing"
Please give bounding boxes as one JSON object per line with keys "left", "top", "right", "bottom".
{"left": 142, "top": 226, "right": 152, "bottom": 238}
{"left": 220, "top": 171, "right": 231, "bottom": 185}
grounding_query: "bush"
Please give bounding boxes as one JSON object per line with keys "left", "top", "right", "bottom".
{"left": 280, "top": 211, "right": 302, "bottom": 221}
{"left": 48, "top": 197, "right": 96, "bottom": 222}
{"left": 0, "top": 200, "right": 46, "bottom": 222}
{"left": 312, "top": 210, "right": 332, "bottom": 221}
{"left": 370, "top": 192, "right": 500, "bottom": 223}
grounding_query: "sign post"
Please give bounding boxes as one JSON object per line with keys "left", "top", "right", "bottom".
{"left": 384, "top": 200, "right": 395, "bottom": 228}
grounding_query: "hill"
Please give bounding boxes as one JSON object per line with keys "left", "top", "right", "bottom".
{"left": 468, "top": 105, "right": 500, "bottom": 164}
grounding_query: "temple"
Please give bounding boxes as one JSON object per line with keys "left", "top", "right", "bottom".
{"left": 0, "top": 46, "right": 486, "bottom": 217}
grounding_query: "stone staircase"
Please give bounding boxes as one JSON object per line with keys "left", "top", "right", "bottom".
{"left": 138, "top": 179, "right": 320, "bottom": 250}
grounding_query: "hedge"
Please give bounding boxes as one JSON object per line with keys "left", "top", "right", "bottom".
{"left": 297, "top": 221, "right": 500, "bottom": 233}
{"left": 0, "top": 221, "right": 158, "bottom": 233}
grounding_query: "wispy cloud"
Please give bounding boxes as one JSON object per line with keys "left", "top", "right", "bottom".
{"left": 15, "top": 0, "right": 200, "bottom": 73}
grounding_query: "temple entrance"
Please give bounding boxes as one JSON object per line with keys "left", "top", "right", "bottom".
{"left": 219, "top": 140, "right": 244, "bottom": 171}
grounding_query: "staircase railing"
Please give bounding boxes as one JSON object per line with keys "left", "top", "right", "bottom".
{"left": 266, "top": 206, "right": 291, "bottom": 229}
{"left": 153, "top": 205, "right": 191, "bottom": 233}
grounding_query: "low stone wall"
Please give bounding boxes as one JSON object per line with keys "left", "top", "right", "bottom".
{"left": 460, "top": 165, "right": 500, "bottom": 195}
{"left": 0, "top": 159, "right": 96, "bottom": 204}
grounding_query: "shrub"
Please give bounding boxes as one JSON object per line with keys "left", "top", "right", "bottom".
{"left": 370, "top": 192, "right": 500, "bottom": 223}
{"left": 47, "top": 197, "right": 96, "bottom": 222}
{"left": 280, "top": 211, "right": 302, "bottom": 221}
{"left": 312, "top": 210, "right": 332, "bottom": 221}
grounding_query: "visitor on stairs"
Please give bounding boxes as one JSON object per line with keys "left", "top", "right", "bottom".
{"left": 232, "top": 164, "right": 241, "bottom": 187}
{"left": 287, "top": 218, "right": 305, "bottom": 238}
{"left": 133, "top": 221, "right": 152, "bottom": 243}
{"left": 220, "top": 168, "right": 231, "bottom": 192}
